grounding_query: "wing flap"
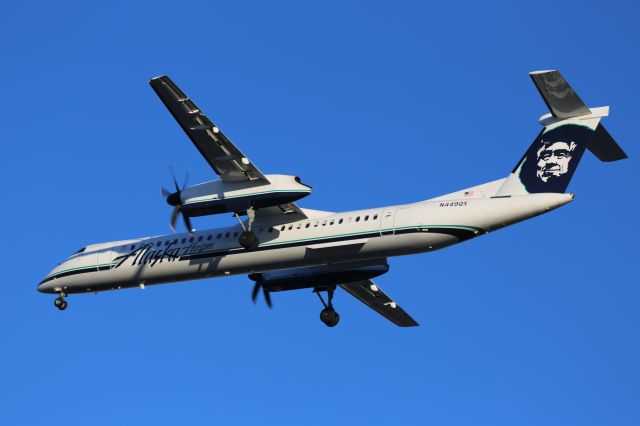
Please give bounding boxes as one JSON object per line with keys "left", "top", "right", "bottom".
{"left": 340, "top": 280, "right": 419, "bottom": 327}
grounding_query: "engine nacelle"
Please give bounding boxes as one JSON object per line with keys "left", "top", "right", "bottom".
{"left": 171, "top": 174, "right": 311, "bottom": 217}
{"left": 249, "top": 262, "right": 389, "bottom": 292}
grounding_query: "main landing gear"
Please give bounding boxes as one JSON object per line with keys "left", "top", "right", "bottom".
{"left": 239, "top": 231, "right": 259, "bottom": 251}
{"left": 54, "top": 292, "right": 68, "bottom": 311}
{"left": 236, "top": 207, "right": 259, "bottom": 251}
{"left": 315, "top": 286, "right": 340, "bottom": 327}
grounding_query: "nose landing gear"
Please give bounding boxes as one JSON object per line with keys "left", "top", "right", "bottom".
{"left": 54, "top": 292, "right": 68, "bottom": 311}
{"left": 315, "top": 286, "right": 340, "bottom": 327}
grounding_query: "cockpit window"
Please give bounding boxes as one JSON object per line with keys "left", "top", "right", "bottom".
{"left": 74, "top": 247, "right": 86, "bottom": 254}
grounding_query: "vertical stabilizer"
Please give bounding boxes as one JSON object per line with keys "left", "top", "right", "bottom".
{"left": 496, "top": 71, "right": 626, "bottom": 196}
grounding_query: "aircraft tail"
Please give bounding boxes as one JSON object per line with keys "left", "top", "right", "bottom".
{"left": 496, "top": 70, "right": 627, "bottom": 196}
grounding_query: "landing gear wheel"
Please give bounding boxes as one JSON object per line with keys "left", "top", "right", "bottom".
{"left": 316, "top": 287, "right": 340, "bottom": 327}
{"left": 239, "top": 231, "right": 259, "bottom": 251}
{"left": 320, "top": 307, "right": 340, "bottom": 327}
{"left": 235, "top": 207, "right": 259, "bottom": 251}
{"left": 54, "top": 297, "right": 67, "bottom": 311}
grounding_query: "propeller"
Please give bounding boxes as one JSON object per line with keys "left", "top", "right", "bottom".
{"left": 251, "top": 281, "right": 272, "bottom": 308}
{"left": 161, "top": 166, "right": 193, "bottom": 234}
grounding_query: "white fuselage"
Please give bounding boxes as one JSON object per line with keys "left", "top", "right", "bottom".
{"left": 38, "top": 192, "right": 572, "bottom": 294}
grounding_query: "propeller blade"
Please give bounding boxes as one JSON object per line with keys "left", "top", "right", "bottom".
{"left": 169, "top": 206, "right": 180, "bottom": 232}
{"left": 169, "top": 165, "right": 180, "bottom": 192}
{"left": 182, "top": 172, "right": 190, "bottom": 190}
{"left": 251, "top": 282, "right": 261, "bottom": 304}
{"left": 164, "top": 166, "right": 192, "bottom": 233}
{"left": 183, "top": 213, "right": 193, "bottom": 234}
{"left": 263, "top": 287, "right": 272, "bottom": 309}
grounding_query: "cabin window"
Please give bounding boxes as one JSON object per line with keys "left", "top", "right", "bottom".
{"left": 207, "top": 235, "right": 212, "bottom": 241}
{"left": 296, "top": 223, "right": 302, "bottom": 229}
{"left": 338, "top": 218, "right": 343, "bottom": 224}
{"left": 172, "top": 239, "right": 177, "bottom": 244}
{"left": 305, "top": 223, "right": 310, "bottom": 228}
{"left": 313, "top": 221, "right": 319, "bottom": 227}
{"left": 281, "top": 226, "right": 286, "bottom": 231}
{"left": 373, "top": 214, "right": 378, "bottom": 220}
{"left": 181, "top": 238, "right": 186, "bottom": 244}
{"left": 329, "top": 220, "right": 335, "bottom": 225}
{"left": 189, "top": 237, "right": 194, "bottom": 243}
{"left": 259, "top": 227, "right": 264, "bottom": 233}
{"left": 130, "top": 245, "right": 136, "bottom": 250}
{"left": 355, "top": 216, "right": 360, "bottom": 222}
{"left": 225, "top": 232, "right": 230, "bottom": 238}
{"left": 233, "top": 231, "right": 239, "bottom": 237}
{"left": 364, "top": 215, "right": 369, "bottom": 221}
{"left": 198, "top": 236, "right": 203, "bottom": 242}
{"left": 216, "top": 233, "right": 222, "bottom": 239}
{"left": 322, "top": 220, "right": 327, "bottom": 226}
{"left": 288, "top": 225, "right": 293, "bottom": 230}
{"left": 155, "top": 241, "right": 160, "bottom": 247}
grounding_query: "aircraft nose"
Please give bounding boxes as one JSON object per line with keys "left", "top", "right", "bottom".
{"left": 37, "top": 280, "right": 54, "bottom": 294}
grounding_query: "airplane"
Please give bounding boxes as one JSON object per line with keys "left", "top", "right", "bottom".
{"left": 38, "top": 70, "right": 627, "bottom": 327}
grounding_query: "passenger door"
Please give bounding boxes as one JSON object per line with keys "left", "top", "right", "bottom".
{"left": 379, "top": 207, "right": 396, "bottom": 236}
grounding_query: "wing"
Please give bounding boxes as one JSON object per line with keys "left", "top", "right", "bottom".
{"left": 340, "top": 280, "right": 419, "bottom": 327}
{"left": 149, "top": 76, "right": 268, "bottom": 183}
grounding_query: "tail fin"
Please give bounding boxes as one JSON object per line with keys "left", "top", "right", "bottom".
{"left": 497, "top": 70, "right": 627, "bottom": 196}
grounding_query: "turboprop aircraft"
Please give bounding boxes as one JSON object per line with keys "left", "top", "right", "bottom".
{"left": 38, "top": 71, "right": 627, "bottom": 327}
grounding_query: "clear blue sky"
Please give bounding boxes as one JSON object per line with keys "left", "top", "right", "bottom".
{"left": 1, "top": 1, "right": 638, "bottom": 424}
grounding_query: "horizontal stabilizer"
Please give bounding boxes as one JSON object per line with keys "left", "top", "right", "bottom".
{"left": 588, "top": 124, "right": 628, "bottom": 162}
{"left": 530, "top": 70, "right": 591, "bottom": 119}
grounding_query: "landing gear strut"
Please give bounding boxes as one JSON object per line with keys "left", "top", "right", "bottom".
{"left": 54, "top": 292, "right": 68, "bottom": 311}
{"left": 315, "top": 286, "right": 340, "bottom": 327}
{"left": 236, "top": 207, "right": 259, "bottom": 251}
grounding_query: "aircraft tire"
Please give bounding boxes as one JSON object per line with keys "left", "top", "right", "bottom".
{"left": 54, "top": 297, "right": 67, "bottom": 311}
{"left": 239, "top": 231, "right": 259, "bottom": 251}
{"left": 320, "top": 307, "right": 340, "bottom": 327}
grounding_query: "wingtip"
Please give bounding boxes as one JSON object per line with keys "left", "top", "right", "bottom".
{"left": 149, "top": 75, "right": 168, "bottom": 84}
{"left": 529, "top": 69, "right": 557, "bottom": 75}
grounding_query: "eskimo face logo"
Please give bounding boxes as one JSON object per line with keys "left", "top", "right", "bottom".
{"left": 518, "top": 124, "right": 592, "bottom": 194}
{"left": 535, "top": 140, "right": 577, "bottom": 182}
